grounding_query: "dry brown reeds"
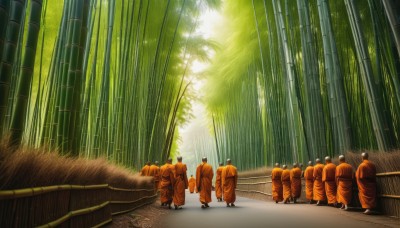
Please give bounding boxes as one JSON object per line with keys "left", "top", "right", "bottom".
{"left": 0, "top": 138, "right": 153, "bottom": 190}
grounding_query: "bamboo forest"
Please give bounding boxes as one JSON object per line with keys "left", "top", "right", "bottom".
{"left": 0, "top": 0, "right": 399, "bottom": 173}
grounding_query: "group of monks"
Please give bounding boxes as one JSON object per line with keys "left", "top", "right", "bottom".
{"left": 140, "top": 156, "right": 239, "bottom": 209}
{"left": 271, "top": 152, "right": 377, "bottom": 215}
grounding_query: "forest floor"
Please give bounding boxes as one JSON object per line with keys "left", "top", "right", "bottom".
{"left": 105, "top": 198, "right": 171, "bottom": 228}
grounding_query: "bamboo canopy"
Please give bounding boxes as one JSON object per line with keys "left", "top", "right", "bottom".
{"left": 0, "top": 0, "right": 400, "bottom": 172}
{"left": 204, "top": 0, "right": 400, "bottom": 170}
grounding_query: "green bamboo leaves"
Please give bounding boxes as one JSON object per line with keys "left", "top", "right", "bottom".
{"left": 0, "top": 0, "right": 218, "bottom": 172}
{"left": 204, "top": 0, "right": 400, "bottom": 170}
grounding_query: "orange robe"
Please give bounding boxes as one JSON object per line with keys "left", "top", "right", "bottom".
{"left": 222, "top": 164, "right": 238, "bottom": 204}
{"left": 281, "top": 169, "right": 291, "bottom": 201}
{"left": 304, "top": 166, "right": 314, "bottom": 200}
{"left": 336, "top": 162, "right": 353, "bottom": 205}
{"left": 196, "top": 162, "right": 214, "bottom": 204}
{"left": 313, "top": 163, "right": 326, "bottom": 201}
{"left": 322, "top": 162, "right": 337, "bottom": 204}
{"left": 215, "top": 166, "right": 224, "bottom": 199}
{"left": 173, "top": 162, "right": 188, "bottom": 206}
{"left": 159, "top": 163, "right": 175, "bottom": 204}
{"left": 356, "top": 160, "right": 376, "bottom": 209}
{"left": 149, "top": 165, "right": 160, "bottom": 190}
{"left": 188, "top": 177, "right": 196, "bottom": 193}
{"left": 140, "top": 165, "right": 151, "bottom": 176}
{"left": 271, "top": 168, "right": 283, "bottom": 202}
{"left": 290, "top": 167, "right": 302, "bottom": 198}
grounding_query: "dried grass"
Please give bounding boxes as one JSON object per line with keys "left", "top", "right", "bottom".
{"left": 0, "top": 138, "right": 152, "bottom": 190}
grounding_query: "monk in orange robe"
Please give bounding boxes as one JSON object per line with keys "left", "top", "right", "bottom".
{"left": 336, "top": 155, "right": 353, "bottom": 210}
{"left": 281, "top": 165, "right": 291, "bottom": 204}
{"left": 159, "top": 158, "right": 175, "bottom": 209}
{"left": 322, "top": 156, "right": 337, "bottom": 206}
{"left": 196, "top": 157, "right": 214, "bottom": 208}
{"left": 140, "top": 161, "right": 151, "bottom": 176}
{"left": 313, "top": 158, "right": 326, "bottom": 205}
{"left": 290, "top": 163, "right": 302, "bottom": 203}
{"left": 222, "top": 159, "right": 238, "bottom": 207}
{"left": 215, "top": 162, "right": 224, "bottom": 202}
{"left": 188, "top": 175, "right": 196, "bottom": 193}
{"left": 173, "top": 156, "right": 188, "bottom": 209}
{"left": 304, "top": 161, "right": 314, "bottom": 203}
{"left": 356, "top": 152, "right": 376, "bottom": 215}
{"left": 149, "top": 161, "right": 160, "bottom": 191}
{"left": 271, "top": 163, "right": 283, "bottom": 203}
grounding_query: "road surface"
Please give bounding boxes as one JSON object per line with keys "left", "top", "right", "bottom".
{"left": 161, "top": 190, "right": 399, "bottom": 228}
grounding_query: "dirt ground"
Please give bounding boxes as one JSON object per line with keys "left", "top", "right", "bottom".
{"left": 105, "top": 198, "right": 171, "bottom": 228}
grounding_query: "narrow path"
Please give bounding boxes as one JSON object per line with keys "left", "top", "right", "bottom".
{"left": 161, "top": 190, "right": 399, "bottom": 228}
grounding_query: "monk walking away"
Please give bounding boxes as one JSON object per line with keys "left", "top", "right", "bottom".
{"left": 304, "top": 161, "right": 314, "bottom": 204}
{"left": 313, "top": 158, "right": 326, "bottom": 206}
{"left": 222, "top": 159, "right": 238, "bottom": 207}
{"left": 141, "top": 161, "right": 151, "bottom": 176}
{"left": 356, "top": 152, "right": 376, "bottom": 215}
{"left": 271, "top": 163, "right": 283, "bottom": 203}
{"left": 188, "top": 175, "right": 196, "bottom": 193}
{"left": 149, "top": 161, "right": 160, "bottom": 191}
{"left": 281, "top": 165, "right": 291, "bottom": 204}
{"left": 215, "top": 162, "right": 224, "bottom": 202}
{"left": 290, "top": 163, "right": 302, "bottom": 203}
{"left": 323, "top": 156, "right": 337, "bottom": 207}
{"left": 173, "top": 156, "right": 188, "bottom": 210}
{"left": 160, "top": 158, "right": 175, "bottom": 209}
{"left": 336, "top": 155, "right": 353, "bottom": 211}
{"left": 196, "top": 157, "right": 214, "bottom": 208}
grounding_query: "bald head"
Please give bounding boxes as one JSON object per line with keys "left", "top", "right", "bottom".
{"left": 362, "top": 152, "right": 369, "bottom": 160}
{"left": 275, "top": 163, "right": 280, "bottom": 168}
{"left": 283, "top": 165, "right": 287, "bottom": 169}
{"left": 155, "top": 161, "right": 159, "bottom": 166}
{"left": 219, "top": 162, "right": 224, "bottom": 166}
{"left": 308, "top": 161, "right": 313, "bottom": 166}
{"left": 167, "top": 158, "right": 172, "bottom": 164}
{"left": 202, "top": 157, "right": 207, "bottom": 162}
{"left": 316, "top": 158, "right": 321, "bottom": 164}
{"left": 293, "top": 163, "right": 298, "bottom": 168}
{"left": 177, "top": 156, "right": 182, "bottom": 162}
{"left": 226, "top": 158, "right": 231, "bottom": 164}
{"left": 146, "top": 161, "right": 151, "bottom": 166}
{"left": 339, "top": 155, "right": 345, "bottom": 163}
{"left": 325, "top": 156, "right": 331, "bottom": 163}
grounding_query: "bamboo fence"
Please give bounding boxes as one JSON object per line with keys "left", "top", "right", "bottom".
{"left": 236, "top": 172, "right": 400, "bottom": 218}
{"left": 0, "top": 184, "right": 157, "bottom": 227}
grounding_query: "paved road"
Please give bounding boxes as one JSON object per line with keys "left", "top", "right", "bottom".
{"left": 161, "top": 190, "right": 399, "bottom": 228}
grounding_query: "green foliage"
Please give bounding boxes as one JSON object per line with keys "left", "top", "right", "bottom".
{"left": 0, "top": 0, "right": 218, "bottom": 171}
{"left": 203, "top": 0, "right": 400, "bottom": 170}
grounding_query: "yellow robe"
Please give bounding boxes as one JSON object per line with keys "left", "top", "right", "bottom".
{"left": 322, "top": 162, "right": 337, "bottom": 204}
{"left": 356, "top": 160, "right": 376, "bottom": 209}
{"left": 313, "top": 163, "right": 326, "bottom": 201}
{"left": 222, "top": 164, "right": 238, "bottom": 204}
{"left": 173, "top": 162, "right": 188, "bottom": 206}
{"left": 281, "top": 169, "right": 291, "bottom": 201}
{"left": 196, "top": 162, "right": 214, "bottom": 204}
{"left": 149, "top": 165, "right": 160, "bottom": 190}
{"left": 159, "top": 163, "right": 175, "bottom": 204}
{"left": 336, "top": 162, "right": 353, "bottom": 205}
{"left": 271, "top": 168, "right": 283, "bottom": 202}
{"left": 304, "top": 166, "right": 314, "bottom": 200}
{"left": 290, "top": 167, "right": 302, "bottom": 198}
{"left": 215, "top": 166, "right": 224, "bottom": 199}
{"left": 188, "top": 177, "right": 196, "bottom": 193}
{"left": 140, "top": 165, "right": 151, "bottom": 176}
